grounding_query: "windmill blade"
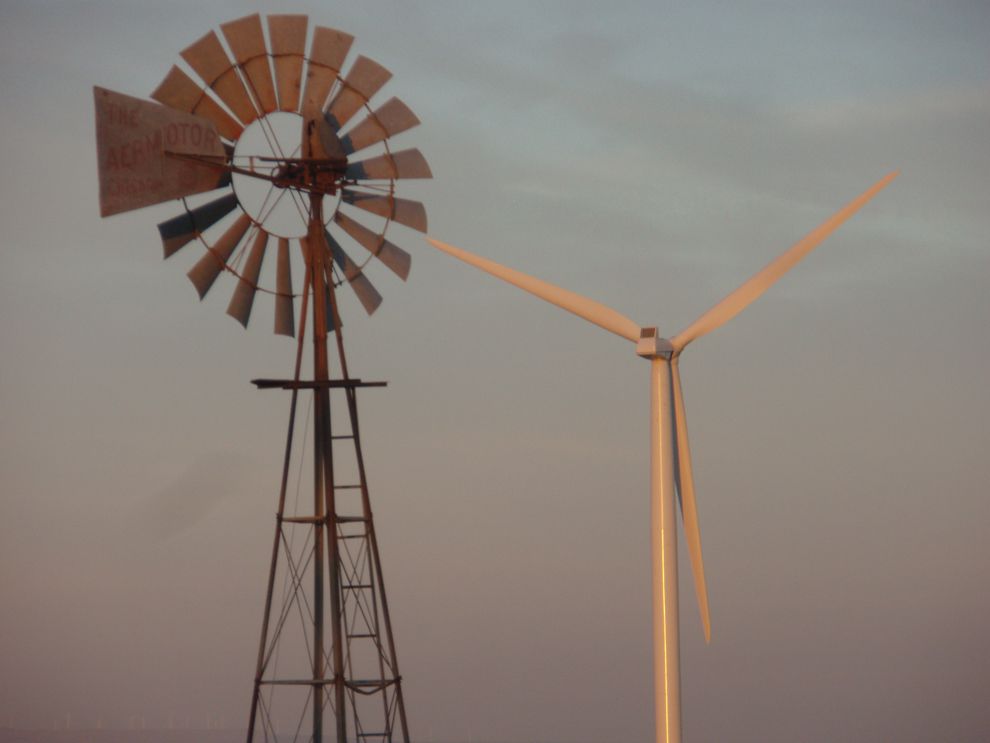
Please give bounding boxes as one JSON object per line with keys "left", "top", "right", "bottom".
{"left": 221, "top": 14, "right": 277, "bottom": 114}
{"left": 346, "top": 148, "right": 432, "bottom": 181}
{"left": 340, "top": 97, "right": 420, "bottom": 155}
{"left": 341, "top": 190, "right": 427, "bottom": 232}
{"left": 301, "top": 26, "right": 354, "bottom": 116}
{"left": 227, "top": 229, "right": 269, "bottom": 327}
{"left": 274, "top": 238, "right": 295, "bottom": 337}
{"left": 187, "top": 213, "right": 253, "bottom": 299}
{"left": 267, "top": 14, "right": 308, "bottom": 112}
{"left": 95, "top": 87, "right": 230, "bottom": 217}
{"left": 671, "top": 358, "right": 711, "bottom": 644}
{"left": 334, "top": 212, "right": 410, "bottom": 280}
{"left": 324, "top": 55, "right": 392, "bottom": 131}
{"left": 152, "top": 66, "right": 243, "bottom": 141}
{"left": 426, "top": 238, "right": 642, "bottom": 343}
{"left": 181, "top": 30, "right": 258, "bottom": 125}
{"left": 325, "top": 230, "right": 383, "bottom": 315}
{"left": 671, "top": 171, "right": 899, "bottom": 352}
{"left": 158, "top": 193, "right": 239, "bottom": 258}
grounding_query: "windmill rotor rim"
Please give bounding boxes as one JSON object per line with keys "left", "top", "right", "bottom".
{"left": 98, "top": 11, "right": 430, "bottom": 336}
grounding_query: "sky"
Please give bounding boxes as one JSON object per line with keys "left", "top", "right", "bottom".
{"left": 1, "top": 1, "right": 989, "bottom": 742}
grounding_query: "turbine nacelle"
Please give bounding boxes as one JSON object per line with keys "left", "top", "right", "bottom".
{"left": 635, "top": 328, "right": 674, "bottom": 360}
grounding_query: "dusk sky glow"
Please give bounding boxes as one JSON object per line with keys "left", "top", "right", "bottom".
{"left": 1, "top": 2, "right": 989, "bottom": 742}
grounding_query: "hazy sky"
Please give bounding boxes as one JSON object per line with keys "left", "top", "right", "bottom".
{"left": 1, "top": 2, "right": 989, "bottom": 742}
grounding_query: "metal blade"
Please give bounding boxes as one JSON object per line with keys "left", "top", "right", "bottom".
{"left": 324, "top": 55, "right": 392, "bottom": 131}
{"left": 227, "top": 229, "right": 269, "bottom": 327}
{"left": 671, "top": 171, "right": 899, "bottom": 351}
{"left": 221, "top": 13, "right": 277, "bottom": 114}
{"left": 345, "top": 148, "right": 432, "bottom": 181}
{"left": 151, "top": 66, "right": 243, "bottom": 141}
{"left": 341, "top": 190, "right": 427, "bottom": 232}
{"left": 325, "top": 230, "right": 382, "bottom": 315}
{"left": 274, "top": 237, "right": 295, "bottom": 337}
{"left": 671, "top": 358, "right": 711, "bottom": 643}
{"left": 300, "top": 26, "right": 354, "bottom": 116}
{"left": 267, "top": 14, "right": 307, "bottom": 112}
{"left": 334, "top": 212, "right": 410, "bottom": 280}
{"left": 187, "top": 213, "right": 252, "bottom": 299}
{"left": 180, "top": 30, "right": 258, "bottom": 124}
{"left": 158, "top": 193, "right": 239, "bottom": 258}
{"left": 95, "top": 87, "right": 230, "bottom": 217}
{"left": 426, "top": 238, "right": 642, "bottom": 343}
{"left": 340, "top": 97, "right": 420, "bottom": 155}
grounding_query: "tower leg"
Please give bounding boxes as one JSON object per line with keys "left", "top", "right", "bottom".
{"left": 247, "top": 264, "right": 311, "bottom": 743}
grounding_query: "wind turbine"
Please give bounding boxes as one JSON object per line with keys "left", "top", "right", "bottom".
{"left": 426, "top": 171, "right": 898, "bottom": 743}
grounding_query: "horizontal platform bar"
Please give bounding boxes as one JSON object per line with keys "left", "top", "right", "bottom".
{"left": 252, "top": 378, "right": 387, "bottom": 390}
{"left": 259, "top": 678, "right": 399, "bottom": 689}
{"left": 281, "top": 516, "right": 325, "bottom": 524}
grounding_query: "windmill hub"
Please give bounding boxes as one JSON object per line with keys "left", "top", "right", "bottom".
{"left": 636, "top": 328, "right": 673, "bottom": 359}
{"left": 270, "top": 158, "right": 349, "bottom": 195}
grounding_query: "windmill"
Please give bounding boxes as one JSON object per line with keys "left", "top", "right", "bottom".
{"left": 426, "top": 170, "right": 897, "bottom": 743}
{"left": 94, "top": 13, "right": 430, "bottom": 743}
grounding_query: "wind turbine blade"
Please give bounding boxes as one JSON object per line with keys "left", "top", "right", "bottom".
{"left": 671, "top": 171, "right": 899, "bottom": 351}
{"left": 426, "top": 238, "right": 641, "bottom": 343}
{"left": 187, "top": 213, "right": 252, "bottom": 299}
{"left": 671, "top": 359, "right": 711, "bottom": 643}
{"left": 339, "top": 97, "right": 420, "bottom": 155}
{"left": 226, "top": 229, "right": 268, "bottom": 327}
{"left": 345, "top": 148, "right": 432, "bottom": 181}
{"left": 274, "top": 238, "right": 295, "bottom": 337}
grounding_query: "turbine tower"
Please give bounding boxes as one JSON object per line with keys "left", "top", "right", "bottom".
{"left": 427, "top": 171, "right": 897, "bottom": 743}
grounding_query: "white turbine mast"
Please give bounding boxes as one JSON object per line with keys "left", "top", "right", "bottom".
{"left": 426, "top": 170, "right": 898, "bottom": 743}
